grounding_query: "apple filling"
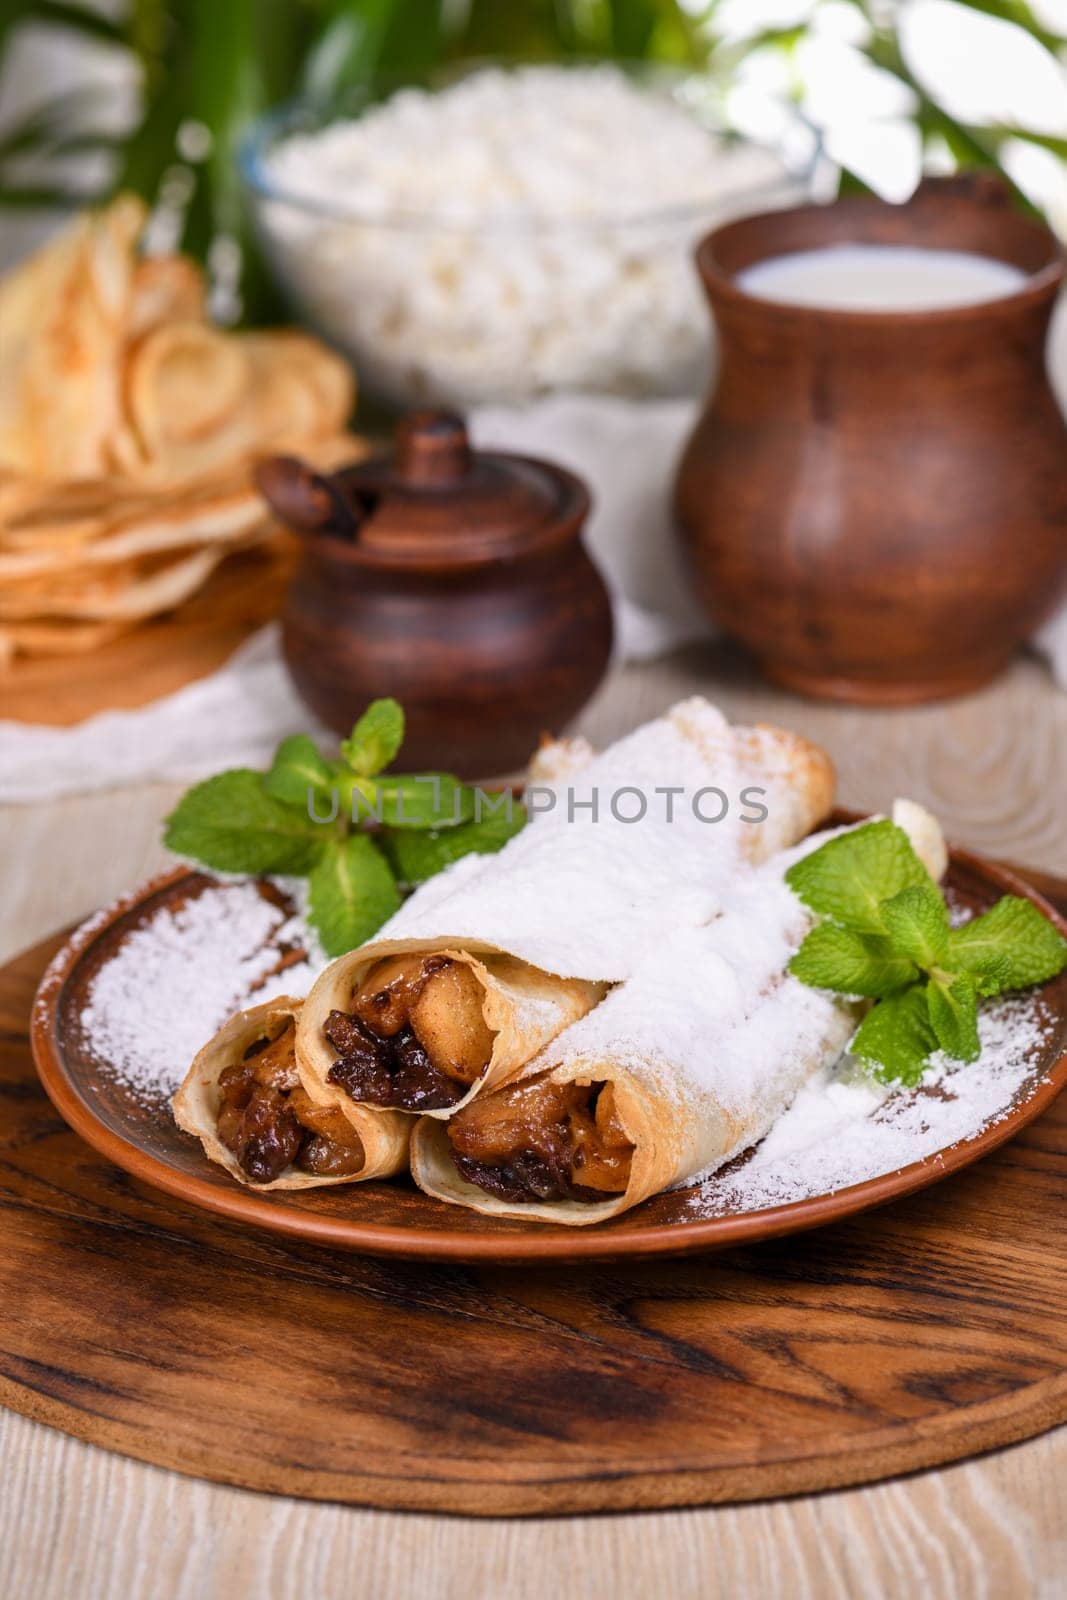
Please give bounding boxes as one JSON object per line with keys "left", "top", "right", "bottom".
{"left": 324, "top": 954, "right": 496, "bottom": 1111}
{"left": 446, "top": 1075, "right": 634, "bottom": 1203}
{"left": 216, "top": 1017, "right": 365, "bottom": 1183}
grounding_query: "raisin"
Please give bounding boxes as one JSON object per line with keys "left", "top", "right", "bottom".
{"left": 327, "top": 1050, "right": 395, "bottom": 1106}
{"left": 218, "top": 1058, "right": 256, "bottom": 1110}
{"left": 393, "top": 1030, "right": 465, "bottom": 1111}
{"left": 453, "top": 1153, "right": 531, "bottom": 1202}
{"left": 324, "top": 1009, "right": 378, "bottom": 1055}
{"left": 225, "top": 1084, "right": 303, "bottom": 1183}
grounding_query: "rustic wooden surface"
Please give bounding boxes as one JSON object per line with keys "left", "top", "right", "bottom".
{"left": 2, "top": 639, "right": 1067, "bottom": 1595}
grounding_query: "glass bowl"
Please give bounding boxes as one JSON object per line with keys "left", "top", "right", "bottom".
{"left": 239, "top": 61, "right": 805, "bottom": 411}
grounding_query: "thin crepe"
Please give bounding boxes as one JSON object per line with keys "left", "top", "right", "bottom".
{"left": 411, "top": 803, "right": 946, "bottom": 1224}
{"left": 173, "top": 996, "right": 410, "bottom": 1189}
{"left": 297, "top": 698, "right": 835, "bottom": 1119}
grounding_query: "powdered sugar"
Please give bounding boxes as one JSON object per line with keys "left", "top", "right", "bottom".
{"left": 686, "top": 995, "right": 1053, "bottom": 1216}
{"left": 375, "top": 698, "right": 821, "bottom": 983}
{"left": 536, "top": 827, "right": 841, "bottom": 1103}
{"left": 77, "top": 879, "right": 324, "bottom": 1104}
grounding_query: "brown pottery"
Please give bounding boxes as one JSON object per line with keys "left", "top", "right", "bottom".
{"left": 259, "top": 411, "right": 613, "bottom": 775}
{"left": 674, "top": 177, "right": 1067, "bottom": 703}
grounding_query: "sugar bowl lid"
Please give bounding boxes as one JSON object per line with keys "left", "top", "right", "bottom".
{"left": 257, "top": 410, "right": 590, "bottom": 570}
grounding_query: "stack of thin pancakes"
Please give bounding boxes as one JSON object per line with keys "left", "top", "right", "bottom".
{"left": 173, "top": 700, "right": 947, "bottom": 1224}
{"left": 0, "top": 195, "right": 359, "bottom": 661}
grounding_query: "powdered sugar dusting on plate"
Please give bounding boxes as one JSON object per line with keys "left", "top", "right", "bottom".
{"left": 685, "top": 994, "right": 1054, "bottom": 1217}
{"left": 78, "top": 879, "right": 324, "bottom": 1105}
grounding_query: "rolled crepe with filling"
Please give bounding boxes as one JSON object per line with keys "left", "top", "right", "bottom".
{"left": 173, "top": 997, "right": 409, "bottom": 1189}
{"left": 296, "top": 697, "right": 835, "bottom": 1121}
{"left": 411, "top": 803, "right": 946, "bottom": 1224}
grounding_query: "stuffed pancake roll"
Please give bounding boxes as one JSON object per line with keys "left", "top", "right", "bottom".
{"left": 411, "top": 804, "right": 946, "bottom": 1224}
{"left": 173, "top": 997, "right": 410, "bottom": 1189}
{"left": 297, "top": 697, "right": 835, "bottom": 1120}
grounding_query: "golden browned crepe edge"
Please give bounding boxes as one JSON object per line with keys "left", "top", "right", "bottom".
{"left": 173, "top": 995, "right": 410, "bottom": 1188}
{"left": 295, "top": 945, "right": 606, "bottom": 1123}
{"left": 734, "top": 725, "right": 837, "bottom": 863}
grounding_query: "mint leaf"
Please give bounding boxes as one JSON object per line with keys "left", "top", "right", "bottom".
{"left": 340, "top": 699, "right": 404, "bottom": 778}
{"left": 164, "top": 770, "right": 325, "bottom": 875}
{"left": 927, "top": 974, "right": 980, "bottom": 1062}
{"left": 262, "top": 735, "right": 335, "bottom": 812}
{"left": 377, "top": 773, "right": 476, "bottom": 830}
{"left": 307, "top": 834, "right": 401, "bottom": 957}
{"left": 880, "top": 883, "right": 950, "bottom": 969}
{"left": 850, "top": 986, "right": 938, "bottom": 1086}
{"left": 381, "top": 803, "right": 526, "bottom": 885}
{"left": 947, "top": 896, "right": 1067, "bottom": 992}
{"left": 966, "top": 953, "right": 1014, "bottom": 998}
{"left": 786, "top": 821, "right": 930, "bottom": 934}
{"left": 790, "top": 923, "right": 918, "bottom": 997}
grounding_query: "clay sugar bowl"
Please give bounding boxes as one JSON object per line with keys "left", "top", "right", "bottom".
{"left": 258, "top": 411, "right": 613, "bottom": 775}
{"left": 674, "top": 177, "right": 1067, "bottom": 703}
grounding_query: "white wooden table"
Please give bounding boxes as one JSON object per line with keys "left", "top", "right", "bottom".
{"left": 2, "top": 642, "right": 1065, "bottom": 1600}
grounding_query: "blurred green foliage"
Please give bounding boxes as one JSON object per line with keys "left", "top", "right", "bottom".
{"left": 1, "top": 0, "right": 1063, "bottom": 322}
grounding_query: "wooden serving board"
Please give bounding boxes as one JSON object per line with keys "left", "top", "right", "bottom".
{"left": 3, "top": 897, "right": 1067, "bottom": 1516}
{"left": 0, "top": 541, "right": 295, "bottom": 726}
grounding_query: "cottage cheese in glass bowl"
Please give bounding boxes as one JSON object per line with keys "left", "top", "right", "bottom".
{"left": 241, "top": 63, "right": 801, "bottom": 408}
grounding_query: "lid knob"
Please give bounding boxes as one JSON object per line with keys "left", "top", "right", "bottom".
{"left": 395, "top": 410, "right": 472, "bottom": 485}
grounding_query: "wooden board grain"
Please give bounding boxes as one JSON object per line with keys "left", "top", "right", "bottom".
{"left": 2, "top": 907, "right": 1066, "bottom": 1515}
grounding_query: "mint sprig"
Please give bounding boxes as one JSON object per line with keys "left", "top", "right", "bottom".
{"left": 308, "top": 833, "right": 402, "bottom": 956}
{"left": 163, "top": 770, "right": 326, "bottom": 876}
{"left": 787, "top": 821, "right": 1067, "bottom": 1085}
{"left": 163, "top": 697, "right": 526, "bottom": 957}
{"left": 340, "top": 698, "right": 404, "bottom": 778}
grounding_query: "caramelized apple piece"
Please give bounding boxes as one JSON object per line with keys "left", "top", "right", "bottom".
{"left": 216, "top": 1019, "right": 365, "bottom": 1181}
{"left": 449, "top": 1076, "right": 583, "bottom": 1161}
{"left": 571, "top": 1084, "right": 633, "bottom": 1192}
{"left": 409, "top": 961, "right": 494, "bottom": 1084}
{"left": 244, "top": 1018, "right": 299, "bottom": 1090}
{"left": 448, "top": 1074, "right": 634, "bottom": 1201}
{"left": 288, "top": 1085, "right": 365, "bottom": 1176}
{"left": 351, "top": 956, "right": 431, "bottom": 1037}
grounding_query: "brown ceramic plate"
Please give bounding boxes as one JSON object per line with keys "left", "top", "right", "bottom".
{"left": 30, "top": 832, "right": 1067, "bottom": 1264}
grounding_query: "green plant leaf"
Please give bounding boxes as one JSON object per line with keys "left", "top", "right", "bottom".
{"left": 377, "top": 773, "right": 477, "bottom": 829}
{"left": 927, "top": 974, "right": 981, "bottom": 1063}
{"left": 789, "top": 923, "right": 918, "bottom": 997}
{"left": 340, "top": 699, "right": 405, "bottom": 777}
{"left": 946, "top": 896, "right": 1067, "bottom": 992}
{"left": 786, "top": 821, "right": 931, "bottom": 934}
{"left": 880, "top": 883, "right": 950, "bottom": 969}
{"left": 381, "top": 801, "right": 526, "bottom": 885}
{"left": 307, "top": 833, "right": 402, "bottom": 957}
{"left": 850, "top": 985, "right": 938, "bottom": 1087}
{"left": 163, "top": 769, "right": 326, "bottom": 876}
{"left": 262, "top": 734, "right": 335, "bottom": 811}
{"left": 966, "top": 953, "right": 1014, "bottom": 998}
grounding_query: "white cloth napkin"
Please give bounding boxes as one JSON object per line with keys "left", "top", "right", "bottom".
{"left": 3, "top": 312, "right": 1066, "bottom": 803}
{"left": 0, "top": 626, "right": 331, "bottom": 803}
